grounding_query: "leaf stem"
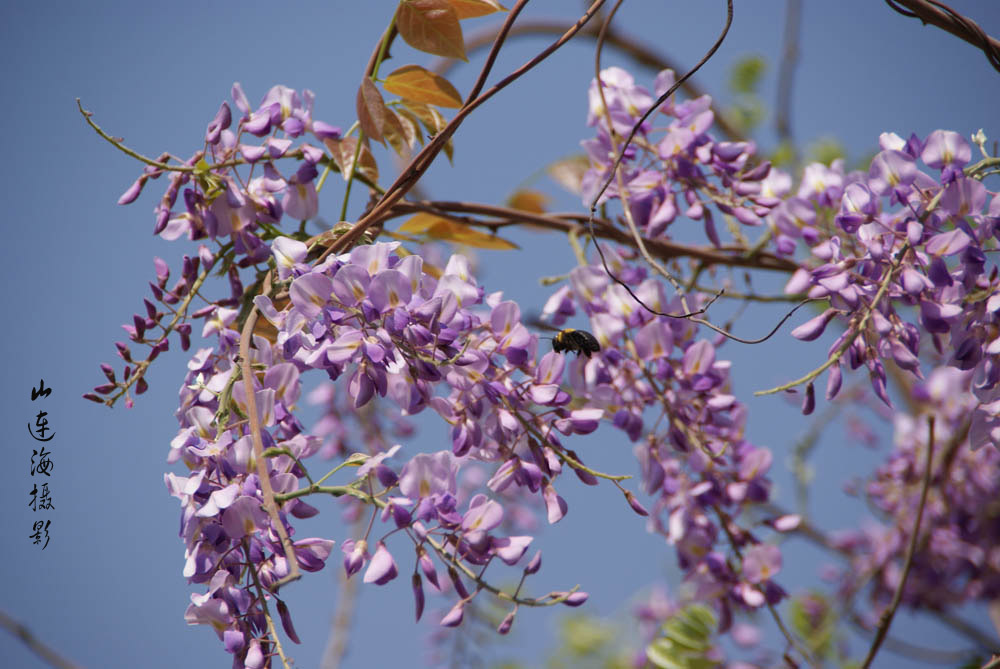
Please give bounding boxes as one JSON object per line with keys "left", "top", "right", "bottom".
{"left": 339, "top": 9, "right": 398, "bottom": 222}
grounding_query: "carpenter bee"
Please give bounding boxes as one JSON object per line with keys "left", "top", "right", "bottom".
{"left": 551, "top": 328, "right": 601, "bottom": 358}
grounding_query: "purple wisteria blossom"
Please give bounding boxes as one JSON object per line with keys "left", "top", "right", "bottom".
{"left": 165, "top": 234, "right": 637, "bottom": 659}
{"left": 124, "top": 62, "right": 1000, "bottom": 669}
{"left": 834, "top": 367, "right": 1000, "bottom": 611}
{"left": 581, "top": 67, "right": 780, "bottom": 242}
{"left": 775, "top": 128, "right": 1000, "bottom": 439}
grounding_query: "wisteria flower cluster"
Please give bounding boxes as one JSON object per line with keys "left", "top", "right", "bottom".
{"left": 81, "top": 8, "right": 1000, "bottom": 660}
{"left": 776, "top": 130, "right": 1000, "bottom": 447}
{"left": 572, "top": 63, "right": 1000, "bottom": 665}
{"left": 581, "top": 67, "right": 779, "bottom": 244}
{"left": 832, "top": 366, "right": 1000, "bottom": 613}
{"left": 146, "top": 84, "right": 341, "bottom": 252}
{"left": 96, "top": 81, "right": 619, "bottom": 663}
{"left": 163, "top": 225, "right": 625, "bottom": 663}
{"left": 542, "top": 245, "right": 795, "bottom": 626}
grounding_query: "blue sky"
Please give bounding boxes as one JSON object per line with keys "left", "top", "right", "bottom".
{"left": 3, "top": 2, "right": 999, "bottom": 668}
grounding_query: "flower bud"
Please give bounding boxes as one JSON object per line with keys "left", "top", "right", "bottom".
{"left": 412, "top": 574, "right": 425, "bottom": 622}
{"left": 791, "top": 309, "right": 838, "bottom": 341}
{"left": 118, "top": 177, "right": 145, "bottom": 205}
{"left": 801, "top": 382, "right": 815, "bottom": 415}
{"left": 440, "top": 601, "right": 465, "bottom": 627}
{"left": 497, "top": 610, "right": 516, "bottom": 635}
{"left": 625, "top": 490, "right": 650, "bottom": 516}
{"left": 524, "top": 550, "right": 542, "bottom": 575}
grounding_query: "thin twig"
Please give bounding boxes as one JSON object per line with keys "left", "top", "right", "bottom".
{"left": 848, "top": 611, "right": 979, "bottom": 665}
{"left": 76, "top": 99, "right": 178, "bottom": 171}
{"left": 0, "top": 610, "right": 82, "bottom": 669}
{"left": 102, "top": 258, "right": 217, "bottom": 407}
{"left": 592, "top": 0, "right": 692, "bottom": 309}
{"left": 77, "top": 99, "right": 268, "bottom": 174}
{"left": 243, "top": 543, "right": 292, "bottom": 669}
{"left": 756, "top": 243, "right": 911, "bottom": 396}
{"left": 713, "top": 507, "right": 817, "bottom": 665}
{"left": 238, "top": 269, "right": 302, "bottom": 592}
{"left": 939, "top": 615, "right": 1000, "bottom": 657}
{"left": 390, "top": 200, "right": 799, "bottom": 272}
{"left": 859, "top": 416, "right": 937, "bottom": 668}
{"left": 462, "top": 0, "right": 525, "bottom": 105}
{"left": 340, "top": 7, "right": 399, "bottom": 221}
{"left": 313, "top": 0, "right": 609, "bottom": 257}
{"left": 582, "top": 0, "right": 805, "bottom": 345}
{"left": 588, "top": 0, "right": 734, "bottom": 209}
{"left": 764, "top": 501, "right": 1000, "bottom": 655}
{"left": 423, "top": 533, "right": 582, "bottom": 608}
{"left": 434, "top": 19, "right": 744, "bottom": 141}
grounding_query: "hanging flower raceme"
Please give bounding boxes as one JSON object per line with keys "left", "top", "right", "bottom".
{"left": 778, "top": 130, "right": 1000, "bottom": 442}
{"left": 580, "top": 67, "right": 780, "bottom": 242}
{"left": 165, "top": 237, "right": 627, "bottom": 662}
{"left": 832, "top": 366, "right": 1000, "bottom": 612}
{"left": 542, "top": 246, "right": 795, "bottom": 625}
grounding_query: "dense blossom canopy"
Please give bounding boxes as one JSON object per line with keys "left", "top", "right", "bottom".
{"left": 82, "top": 3, "right": 1000, "bottom": 667}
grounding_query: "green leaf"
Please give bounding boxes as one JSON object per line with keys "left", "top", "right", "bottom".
{"left": 769, "top": 140, "right": 796, "bottom": 167}
{"left": 789, "top": 592, "right": 836, "bottom": 659}
{"left": 646, "top": 639, "right": 688, "bottom": 669}
{"left": 729, "top": 54, "right": 766, "bottom": 95}
{"left": 680, "top": 604, "right": 716, "bottom": 637}
{"left": 807, "top": 137, "right": 846, "bottom": 166}
{"left": 663, "top": 620, "right": 710, "bottom": 653}
{"left": 644, "top": 605, "right": 719, "bottom": 669}
{"left": 561, "top": 615, "right": 615, "bottom": 657}
{"left": 722, "top": 98, "right": 764, "bottom": 135}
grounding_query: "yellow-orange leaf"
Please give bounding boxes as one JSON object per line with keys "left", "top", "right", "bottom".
{"left": 395, "top": 106, "right": 425, "bottom": 147}
{"left": 383, "top": 110, "right": 412, "bottom": 160}
{"left": 507, "top": 189, "right": 550, "bottom": 214}
{"left": 400, "top": 214, "right": 518, "bottom": 250}
{"left": 401, "top": 101, "right": 442, "bottom": 133}
{"left": 449, "top": 225, "right": 519, "bottom": 250}
{"left": 397, "top": 0, "right": 467, "bottom": 61}
{"left": 425, "top": 219, "right": 460, "bottom": 241}
{"left": 384, "top": 65, "right": 463, "bottom": 108}
{"left": 400, "top": 101, "right": 454, "bottom": 163}
{"left": 398, "top": 212, "right": 445, "bottom": 234}
{"left": 546, "top": 155, "right": 591, "bottom": 195}
{"left": 428, "top": 220, "right": 518, "bottom": 249}
{"left": 445, "top": 0, "right": 507, "bottom": 19}
{"left": 443, "top": 136, "right": 455, "bottom": 163}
